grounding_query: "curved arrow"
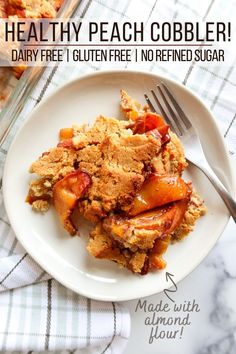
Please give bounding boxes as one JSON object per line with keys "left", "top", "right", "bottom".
{"left": 164, "top": 272, "right": 177, "bottom": 303}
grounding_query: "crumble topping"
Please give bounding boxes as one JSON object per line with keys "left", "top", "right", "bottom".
{"left": 172, "top": 191, "right": 206, "bottom": 240}
{"left": 32, "top": 199, "right": 50, "bottom": 212}
{"left": 78, "top": 130, "right": 161, "bottom": 220}
{"left": 29, "top": 147, "right": 77, "bottom": 182}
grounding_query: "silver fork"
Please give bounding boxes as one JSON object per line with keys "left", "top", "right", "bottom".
{"left": 145, "top": 82, "right": 236, "bottom": 222}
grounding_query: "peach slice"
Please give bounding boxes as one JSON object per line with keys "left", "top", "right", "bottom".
{"left": 149, "top": 236, "right": 171, "bottom": 270}
{"left": 53, "top": 170, "right": 91, "bottom": 235}
{"left": 59, "top": 128, "right": 74, "bottom": 141}
{"left": 129, "top": 174, "right": 191, "bottom": 216}
{"left": 131, "top": 112, "right": 170, "bottom": 145}
{"left": 132, "top": 112, "right": 169, "bottom": 135}
{"left": 103, "top": 199, "right": 189, "bottom": 250}
{"left": 130, "top": 198, "right": 189, "bottom": 232}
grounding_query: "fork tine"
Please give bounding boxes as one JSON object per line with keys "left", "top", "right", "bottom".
{"left": 161, "top": 82, "right": 192, "bottom": 129}
{"left": 144, "top": 94, "right": 155, "bottom": 113}
{"left": 149, "top": 90, "right": 175, "bottom": 133}
{"left": 156, "top": 86, "right": 184, "bottom": 136}
{"left": 150, "top": 90, "right": 167, "bottom": 118}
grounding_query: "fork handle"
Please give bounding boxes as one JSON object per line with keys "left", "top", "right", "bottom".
{"left": 190, "top": 160, "right": 236, "bottom": 222}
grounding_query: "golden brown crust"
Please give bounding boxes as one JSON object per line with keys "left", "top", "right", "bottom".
{"left": 32, "top": 199, "right": 50, "bottom": 212}
{"left": 87, "top": 224, "right": 127, "bottom": 267}
{"left": 152, "top": 132, "right": 188, "bottom": 176}
{"left": 26, "top": 177, "right": 52, "bottom": 209}
{"left": 172, "top": 191, "right": 207, "bottom": 240}
{"left": 28, "top": 178, "right": 52, "bottom": 197}
{"left": 87, "top": 224, "right": 148, "bottom": 274}
{"left": 29, "top": 147, "right": 77, "bottom": 182}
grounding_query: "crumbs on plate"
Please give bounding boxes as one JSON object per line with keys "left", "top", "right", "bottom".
{"left": 26, "top": 90, "right": 206, "bottom": 275}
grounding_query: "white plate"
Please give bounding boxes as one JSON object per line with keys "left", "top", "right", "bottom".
{"left": 3, "top": 70, "right": 235, "bottom": 301}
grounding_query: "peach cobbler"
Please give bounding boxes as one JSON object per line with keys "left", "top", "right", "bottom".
{"left": 26, "top": 91, "right": 206, "bottom": 275}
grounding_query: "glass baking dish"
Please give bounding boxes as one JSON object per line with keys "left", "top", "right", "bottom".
{"left": 0, "top": 0, "right": 82, "bottom": 147}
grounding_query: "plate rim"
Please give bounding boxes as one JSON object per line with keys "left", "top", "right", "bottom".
{"left": 3, "top": 69, "right": 235, "bottom": 301}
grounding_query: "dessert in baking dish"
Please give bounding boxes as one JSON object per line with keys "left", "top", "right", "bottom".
{"left": 26, "top": 90, "right": 206, "bottom": 275}
{"left": 0, "top": 0, "right": 63, "bottom": 19}
{"left": 0, "top": 0, "right": 64, "bottom": 77}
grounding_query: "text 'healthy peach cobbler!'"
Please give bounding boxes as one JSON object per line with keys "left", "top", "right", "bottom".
{"left": 26, "top": 91, "right": 206, "bottom": 275}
